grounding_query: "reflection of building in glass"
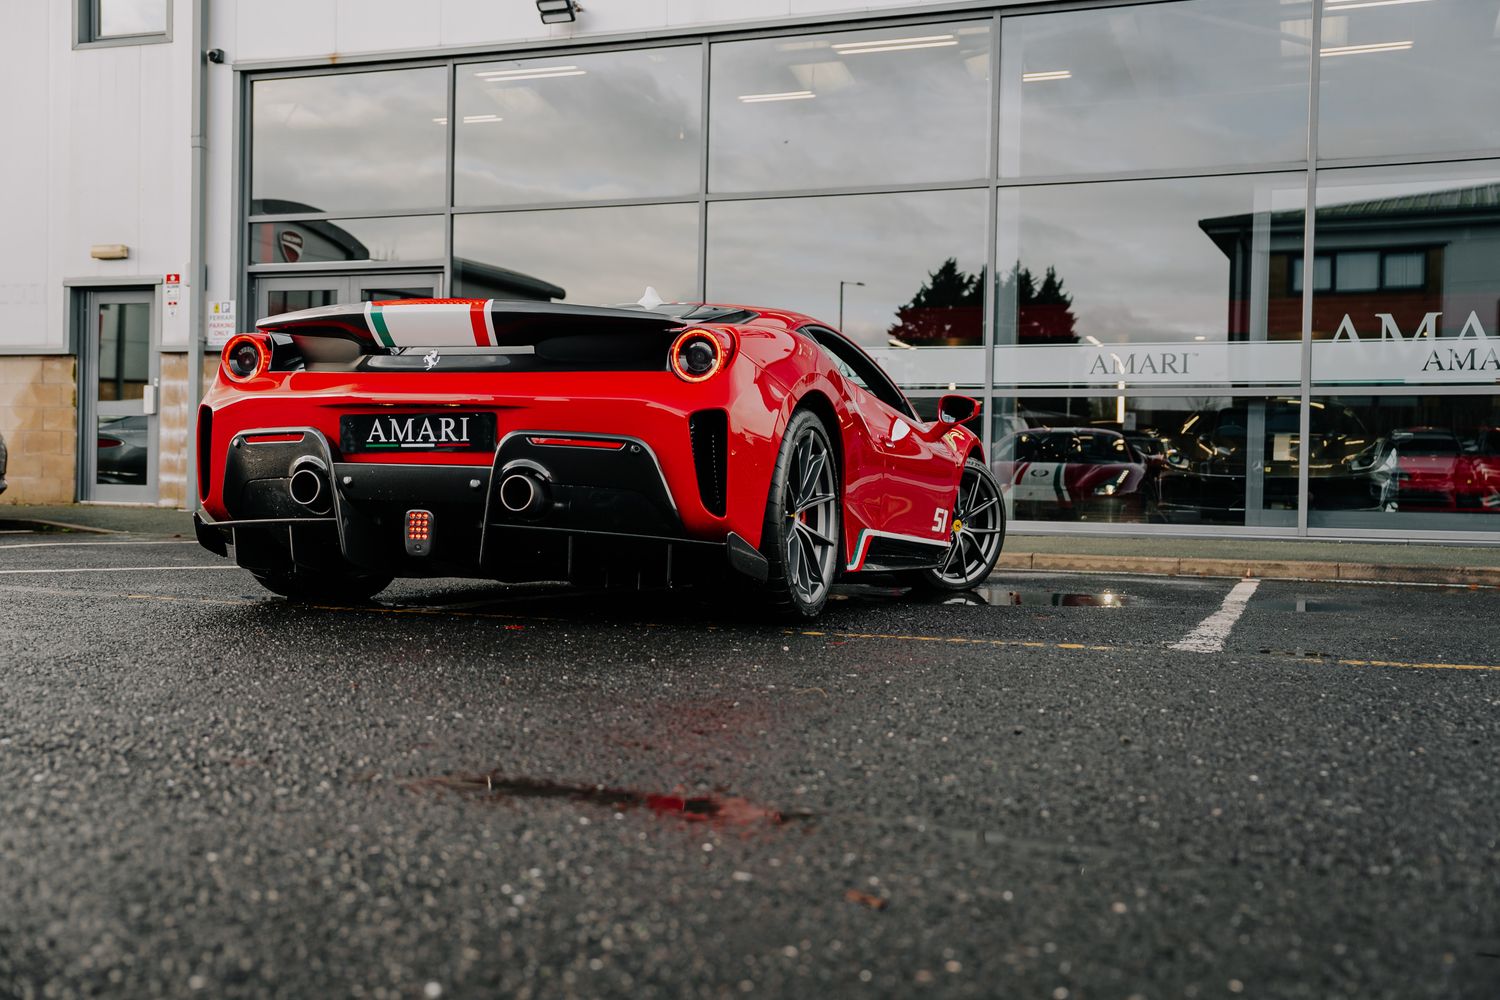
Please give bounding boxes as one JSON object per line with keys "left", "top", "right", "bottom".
{"left": 1200, "top": 182, "right": 1500, "bottom": 343}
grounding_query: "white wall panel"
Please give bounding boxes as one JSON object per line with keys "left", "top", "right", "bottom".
{"left": 336, "top": 0, "right": 442, "bottom": 56}
{"left": 789, "top": 0, "right": 940, "bottom": 13}
{"left": 136, "top": 33, "right": 194, "bottom": 348}
{"left": 204, "top": 3, "right": 239, "bottom": 328}
{"left": 236, "top": 0, "right": 337, "bottom": 61}
{"left": 0, "top": 0, "right": 54, "bottom": 349}
{"left": 545, "top": 0, "right": 671, "bottom": 39}
{"left": 667, "top": 0, "right": 794, "bottom": 27}
{"left": 68, "top": 48, "right": 144, "bottom": 259}
{"left": 439, "top": 0, "right": 550, "bottom": 48}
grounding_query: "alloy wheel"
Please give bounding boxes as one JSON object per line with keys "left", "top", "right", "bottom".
{"left": 782, "top": 428, "right": 839, "bottom": 606}
{"left": 933, "top": 463, "right": 1004, "bottom": 587}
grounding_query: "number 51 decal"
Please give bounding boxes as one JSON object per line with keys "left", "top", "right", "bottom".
{"left": 932, "top": 507, "right": 949, "bottom": 534}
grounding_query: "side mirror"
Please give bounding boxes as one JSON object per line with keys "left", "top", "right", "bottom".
{"left": 937, "top": 394, "right": 981, "bottom": 425}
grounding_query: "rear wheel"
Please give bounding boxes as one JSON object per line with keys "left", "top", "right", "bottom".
{"left": 251, "top": 566, "right": 393, "bottom": 604}
{"left": 760, "top": 410, "right": 841, "bottom": 619}
{"left": 910, "top": 459, "right": 1005, "bottom": 592}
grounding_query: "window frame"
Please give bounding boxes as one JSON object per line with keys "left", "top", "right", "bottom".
{"left": 1290, "top": 248, "right": 1430, "bottom": 295}
{"left": 74, "top": 0, "right": 172, "bottom": 49}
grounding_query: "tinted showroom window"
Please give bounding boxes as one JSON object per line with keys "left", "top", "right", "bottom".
{"left": 995, "top": 173, "right": 1308, "bottom": 354}
{"left": 453, "top": 204, "right": 699, "bottom": 306}
{"left": 709, "top": 21, "right": 992, "bottom": 192}
{"left": 1318, "top": 0, "right": 1500, "bottom": 160}
{"left": 1310, "top": 161, "right": 1500, "bottom": 363}
{"left": 455, "top": 47, "right": 702, "bottom": 207}
{"left": 706, "top": 189, "right": 988, "bottom": 351}
{"left": 249, "top": 217, "right": 444, "bottom": 265}
{"left": 251, "top": 68, "right": 448, "bottom": 216}
{"left": 997, "top": 0, "right": 1312, "bottom": 177}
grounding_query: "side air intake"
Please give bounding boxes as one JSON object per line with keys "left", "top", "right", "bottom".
{"left": 197, "top": 405, "right": 213, "bottom": 502}
{"left": 688, "top": 409, "right": 728, "bottom": 517}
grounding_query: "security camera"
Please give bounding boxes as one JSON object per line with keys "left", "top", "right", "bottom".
{"left": 206, "top": 48, "right": 225, "bottom": 64}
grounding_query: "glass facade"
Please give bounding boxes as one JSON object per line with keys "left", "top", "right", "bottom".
{"left": 244, "top": 0, "right": 1500, "bottom": 540}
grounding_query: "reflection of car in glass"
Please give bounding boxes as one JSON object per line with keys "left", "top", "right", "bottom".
{"left": 1123, "top": 431, "right": 1182, "bottom": 473}
{"left": 1359, "top": 428, "right": 1500, "bottom": 513}
{"left": 994, "top": 427, "right": 1156, "bottom": 521}
{"left": 0, "top": 430, "right": 8, "bottom": 495}
{"left": 1158, "top": 399, "right": 1371, "bottom": 521}
{"left": 194, "top": 299, "right": 1006, "bottom": 618}
{"left": 97, "top": 415, "right": 150, "bottom": 485}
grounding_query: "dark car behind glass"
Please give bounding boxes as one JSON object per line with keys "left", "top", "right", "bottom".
{"left": 1157, "top": 398, "right": 1372, "bottom": 521}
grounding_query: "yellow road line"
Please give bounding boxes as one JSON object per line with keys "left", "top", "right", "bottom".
{"left": 1335, "top": 657, "right": 1500, "bottom": 673}
{"left": 797, "top": 629, "right": 1500, "bottom": 673}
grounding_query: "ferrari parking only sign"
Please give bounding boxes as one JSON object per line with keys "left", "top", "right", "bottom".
{"left": 206, "top": 300, "right": 236, "bottom": 348}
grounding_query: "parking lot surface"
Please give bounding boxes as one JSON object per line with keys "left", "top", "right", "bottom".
{"left": 1, "top": 529, "right": 1497, "bottom": 999}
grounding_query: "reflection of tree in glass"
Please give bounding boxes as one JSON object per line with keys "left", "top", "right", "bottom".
{"left": 888, "top": 258, "right": 983, "bottom": 346}
{"left": 889, "top": 259, "right": 1078, "bottom": 346}
{"left": 998, "top": 262, "right": 1078, "bottom": 345}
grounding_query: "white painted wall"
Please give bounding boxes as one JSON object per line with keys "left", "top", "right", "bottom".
{"left": 0, "top": 1, "right": 59, "bottom": 351}
{"left": 0, "top": 0, "right": 194, "bottom": 353}
{"left": 229, "top": 0, "right": 962, "bottom": 63}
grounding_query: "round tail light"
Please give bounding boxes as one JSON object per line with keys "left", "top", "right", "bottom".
{"left": 670, "top": 329, "right": 728, "bottom": 383}
{"left": 223, "top": 334, "right": 270, "bottom": 382}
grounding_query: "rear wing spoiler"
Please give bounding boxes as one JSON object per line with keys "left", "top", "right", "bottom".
{"left": 255, "top": 299, "right": 683, "bottom": 350}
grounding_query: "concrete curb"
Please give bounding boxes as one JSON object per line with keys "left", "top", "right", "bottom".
{"left": 998, "top": 551, "right": 1500, "bottom": 588}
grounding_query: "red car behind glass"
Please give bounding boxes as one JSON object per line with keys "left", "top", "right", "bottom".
{"left": 1365, "top": 427, "right": 1500, "bottom": 513}
{"left": 193, "top": 299, "right": 1006, "bottom": 617}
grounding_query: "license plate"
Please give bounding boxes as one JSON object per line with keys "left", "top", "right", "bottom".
{"left": 340, "top": 412, "right": 496, "bottom": 454}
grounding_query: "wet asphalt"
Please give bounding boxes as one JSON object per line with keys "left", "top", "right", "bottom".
{"left": 0, "top": 529, "right": 1497, "bottom": 1000}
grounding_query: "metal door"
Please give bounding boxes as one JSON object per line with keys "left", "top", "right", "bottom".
{"left": 81, "top": 289, "right": 159, "bottom": 502}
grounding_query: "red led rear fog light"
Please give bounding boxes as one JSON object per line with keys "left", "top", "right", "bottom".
{"left": 405, "top": 509, "right": 433, "bottom": 556}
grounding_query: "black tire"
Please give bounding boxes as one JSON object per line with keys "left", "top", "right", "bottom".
{"left": 908, "top": 458, "right": 1006, "bottom": 592}
{"left": 759, "top": 410, "right": 841, "bottom": 619}
{"left": 251, "top": 566, "right": 393, "bottom": 603}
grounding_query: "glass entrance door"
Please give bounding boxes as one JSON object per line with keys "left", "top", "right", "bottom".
{"left": 82, "top": 289, "right": 158, "bottom": 502}
{"left": 254, "top": 272, "right": 441, "bottom": 323}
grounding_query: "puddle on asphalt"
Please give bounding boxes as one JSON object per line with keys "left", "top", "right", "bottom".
{"left": 835, "top": 585, "right": 1135, "bottom": 608}
{"left": 1258, "top": 598, "right": 1363, "bottom": 614}
{"left": 413, "top": 773, "right": 812, "bottom": 828}
{"left": 972, "top": 586, "right": 1132, "bottom": 607}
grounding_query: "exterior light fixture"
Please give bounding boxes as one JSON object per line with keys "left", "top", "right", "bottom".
{"left": 535, "top": 0, "right": 578, "bottom": 24}
{"left": 90, "top": 244, "right": 130, "bottom": 260}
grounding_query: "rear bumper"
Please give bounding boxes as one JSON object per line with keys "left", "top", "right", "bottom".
{"left": 195, "top": 426, "right": 766, "bottom": 585}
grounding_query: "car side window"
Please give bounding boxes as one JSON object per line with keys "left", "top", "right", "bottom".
{"left": 803, "top": 326, "right": 914, "bottom": 419}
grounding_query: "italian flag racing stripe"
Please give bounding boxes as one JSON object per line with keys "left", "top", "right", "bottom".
{"left": 468, "top": 299, "right": 491, "bottom": 346}
{"left": 363, "top": 300, "right": 498, "bottom": 348}
{"left": 365, "top": 302, "right": 396, "bottom": 349}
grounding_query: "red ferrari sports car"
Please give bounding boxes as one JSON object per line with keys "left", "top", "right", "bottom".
{"left": 193, "top": 299, "right": 1004, "bottom": 617}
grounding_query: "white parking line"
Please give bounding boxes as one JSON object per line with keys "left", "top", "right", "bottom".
{"left": 1169, "top": 578, "right": 1260, "bottom": 653}
{"left": 0, "top": 566, "right": 237, "bottom": 575}
{"left": 0, "top": 540, "right": 200, "bottom": 550}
